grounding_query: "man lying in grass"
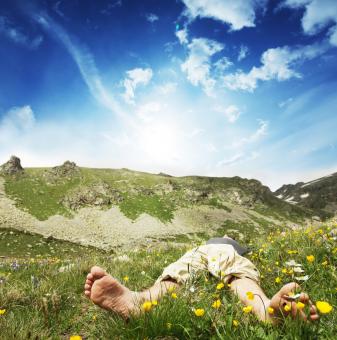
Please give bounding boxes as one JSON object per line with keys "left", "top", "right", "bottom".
{"left": 84, "top": 236, "right": 319, "bottom": 324}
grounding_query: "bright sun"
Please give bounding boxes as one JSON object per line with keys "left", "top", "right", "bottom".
{"left": 138, "top": 121, "right": 180, "bottom": 164}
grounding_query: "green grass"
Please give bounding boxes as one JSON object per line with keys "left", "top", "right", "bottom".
{"left": 0, "top": 223, "right": 336, "bottom": 339}
{"left": 119, "top": 194, "right": 175, "bottom": 222}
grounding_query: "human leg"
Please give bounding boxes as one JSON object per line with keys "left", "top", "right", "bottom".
{"left": 84, "top": 245, "right": 208, "bottom": 318}
{"left": 203, "top": 245, "right": 319, "bottom": 323}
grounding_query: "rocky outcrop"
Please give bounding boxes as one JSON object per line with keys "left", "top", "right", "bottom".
{"left": 0, "top": 156, "right": 24, "bottom": 175}
{"left": 61, "top": 182, "right": 123, "bottom": 210}
{"left": 50, "top": 161, "right": 80, "bottom": 177}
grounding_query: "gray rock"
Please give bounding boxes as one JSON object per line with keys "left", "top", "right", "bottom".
{"left": 0, "top": 155, "right": 24, "bottom": 175}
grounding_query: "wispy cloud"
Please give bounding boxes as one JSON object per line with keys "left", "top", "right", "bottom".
{"left": 214, "top": 105, "right": 241, "bottom": 123}
{"left": 146, "top": 13, "right": 159, "bottom": 23}
{"left": 237, "top": 45, "right": 249, "bottom": 61}
{"left": 217, "top": 152, "right": 244, "bottom": 166}
{"left": 233, "top": 119, "right": 268, "bottom": 147}
{"left": 0, "top": 16, "right": 43, "bottom": 49}
{"left": 0, "top": 106, "right": 35, "bottom": 133}
{"left": 33, "top": 12, "right": 125, "bottom": 118}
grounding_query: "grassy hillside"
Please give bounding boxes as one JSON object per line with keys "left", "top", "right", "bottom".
{"left": 2, "top": 165, "right": 311, "bottom": 223}
{"left": 0, "top": 222, "right": 336, "bottom": 339}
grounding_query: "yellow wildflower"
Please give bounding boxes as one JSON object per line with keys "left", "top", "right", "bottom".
{"left": 275, "top": 277, "right": 281, "bottom": 284}
{"left": 123, "top": 276, "right": 129, "bottom": 282}
{"left": 227, "top": 283, "right": 231, "bottom": 288}
{"left": 69, "top": 336, "right": 82, "bottom": 340}
{"left": 151, "top": 300, "right": 158, "bottom": 306}
{"left": 0, "top": 309, "right": 6, "bottom": 315}
{"left": 142, "top": 301, "right": 152, "bottom": 312}
{"left": 216, "top": 282, "right": 225, "bottom": 290}
{"left": 168, "top": 286, "right": 175, "bottom": 293}
{"left": 171, "top": 293, "right": 177, "bottom": 299}
{"left": 92, "top": 314, "right": 97, "bottom": 321}
{"left": 243, "top": 305, "right": 253, "bottom": 313}
{"left": 284, "top": 304, "right": 291, "bottom": 312}
{"left": 194, "top": 308, "right": 205, "bottom": 317}
{"left": 233, "top": 319, "right": 239, "bottom": 327}
{"left": 281, "top": 268, "right": 287, "bottom": 274}
{"left": 306, "top": 255, "right": 315, "bottom": 263}
{"left": 316, "top": 301, "right": 333, "bottom": 314}
{"left": 246, "top": 291, "right": 254, "bottom": 300}
{"left": 321, "top": 260, "right": 328, "bottom": 266}
{"left": 296, "top": 302, "right": 305, "bottom": 310}
{"left": 166, "top": 322, "right": 172, "bottom": 330}
{"left": 268, "top": 307, "right": 274, "bottom": 314}
{"left": 212, "top": 299, "right": 222, "bottom": 309}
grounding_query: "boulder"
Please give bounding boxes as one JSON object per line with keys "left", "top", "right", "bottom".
{"left": 0, "top": 155, "right": 24, "bottom": 175}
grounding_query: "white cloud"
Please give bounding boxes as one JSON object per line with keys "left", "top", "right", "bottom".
{"left": 223, "top": 43, "right": 328, "bottom": 92}
{"left": 181, "top": 0, "right": 266, "bottom": 30}
{"left": 176, "top": 28, "right": 189, "bottom": 44}
{"left": 0, "top": 16, "right": 43, "bottom": 49}
{"left": 283, "top": 0, "right": 337, "bottom": 46}
{"left": 136, "top": 101, "right": 161, "bottom": 122}
{"left": 233, "top": 119, "right": 268, "bottom": 147}
{"left": 158, "top": 82, "right": 177, "bottom": 95}
{"left": 214, "top": 105, "right": 241, "bottom": 123}
{"left": 279, "top": 97, "right": 293, "bottom": 108}
{"left": 1, "top": 106, "right": 35, "bottom": 132}
{"left": 146, "top": 13, "right": 159, "bottom": 23}
{"left": 123, "top": 68, "right": 153, "bottom": 104}
{"left": 217, "top": 152, "right": 244, "bottom": 166}
{"left": 238, "top": 45, "right": 249, "bottom": 61}
{"left": 217, "top": 151, "right": 260, "bottom": 168}
{"left": 181, "top": 38, "right": 223, "bottom": 96}
{"left": 213, "top": 57, "right": 233, "bottom": 74}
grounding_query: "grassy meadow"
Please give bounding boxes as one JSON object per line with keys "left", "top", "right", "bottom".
{"left": 0, "top": 223, "right": 336, "bottom": 339}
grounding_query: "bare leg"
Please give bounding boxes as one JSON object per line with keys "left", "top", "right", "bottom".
{"left": 84, "top": 266, "right": 179, "bottom": 318}
{"left": 230, "top": 278, "right": 319, "bottom": 323}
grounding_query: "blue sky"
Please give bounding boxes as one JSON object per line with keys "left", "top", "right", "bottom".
{"left": 1, "top": 0, "right": 337, "bottom": 190}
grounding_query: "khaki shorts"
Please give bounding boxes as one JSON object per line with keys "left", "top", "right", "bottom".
{"left": 155, "top": 244, "right": 260, "bottom": 285}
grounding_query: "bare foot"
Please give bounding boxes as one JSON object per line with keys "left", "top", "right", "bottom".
{"left": 267, "top": 282, "right": 319, "bottom": 323}
{"left": 84, "top": 266, "right": 138, "bottom": 319}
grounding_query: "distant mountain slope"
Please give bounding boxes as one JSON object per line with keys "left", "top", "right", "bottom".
{"left": 274, "top": 172, "right": 337, "bottom": 218}
{"left": 0, "top": 157, "right": 311, "bottom": 223}
{"left": 0, "top": 156, "right": 317, "bottom": 249}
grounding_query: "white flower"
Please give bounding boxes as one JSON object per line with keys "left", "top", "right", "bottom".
{"left": 189, "top": 286, "right": 195, "bottom": 293}
{"left": 293, "top": 267, "right": 305, "bottom": 273}
{"left": 285, "top": 260, "right": 302, "bottom": 267}
{"left": 141, "top": 271, "right": 145, "bottom": 275}
{"left": 295, "top": 275, "right": 309, "bottom": 281}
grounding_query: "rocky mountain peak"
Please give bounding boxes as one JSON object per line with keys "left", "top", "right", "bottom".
{"left": 0, "top": 155, "right": 24, "bottom": 175}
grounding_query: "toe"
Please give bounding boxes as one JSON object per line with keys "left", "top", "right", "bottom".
{"left": 87, "top": 273, "right": 94, "bottom": 280}
{"left": 85, "top": 284, "right": 91, "bottom": 290}
{"left": 86, "top": 279, "right": 93, "bottom": 286}
{"left": 90, "top": 266, "right": 107, "bottom": 279}
{"left": 84, "top": 290, "right": 91, "bottom": 297}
